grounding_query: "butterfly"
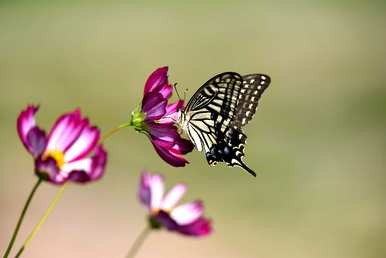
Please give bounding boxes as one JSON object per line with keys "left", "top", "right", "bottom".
{"left": 177, "top": 72, "right": 270, "bottom": 176}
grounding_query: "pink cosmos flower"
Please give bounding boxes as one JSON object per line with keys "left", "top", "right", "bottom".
{"left": 17, "top": 105, "right": 107, "bottom": 185}
{"left": 130, "top": 67, "right": 193, "bottom": 167}
{"left": 138, "top": 171, "right": 212, "bottom": 236}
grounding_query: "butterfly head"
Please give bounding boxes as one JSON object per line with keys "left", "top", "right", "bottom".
{"left": 176, "top": 109, "right": 188, "bottom": 130}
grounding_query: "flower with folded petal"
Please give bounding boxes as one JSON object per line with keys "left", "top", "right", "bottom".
{"left": 139, "top": 171, "right": 212, "bottom": 236}
{"left": 17, "top": 105, "right": 107, "bottom": 185}
{"left": 130, "top": 67, "right": 193, "bottom": 167}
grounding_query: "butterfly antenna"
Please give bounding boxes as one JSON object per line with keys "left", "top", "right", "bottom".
{"left": 173, "top": 82, "right": 182, "bottom": 101}
{"left": 184, "top": 88, "right": 188, "bottom": 103}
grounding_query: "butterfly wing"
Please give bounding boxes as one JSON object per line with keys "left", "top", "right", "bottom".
{"left": 219, "top": 74, "right": 270, "bottom": 175}
{"left": 233, "top": 74, "right": 271, "bottom": 127}
{"left": 183, "top": 72, "right": 270, "bottom": 176}
{"left": 184, "top": 72, "right": 244, "bottom": 153}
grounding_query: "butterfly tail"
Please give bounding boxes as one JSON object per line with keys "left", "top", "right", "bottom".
{"left": 235, "top": 159, "right": 256, "bottom": 177}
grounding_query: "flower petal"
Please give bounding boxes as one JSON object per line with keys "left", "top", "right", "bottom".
{"left": 46, "top": 109, "right": 86, "bottom": 152}
{"left": 88, "top": 145, "right": 107, "bottom": 181}
{"left": 165, "top": 100, "right": 184, "bottom": 116}
{"left": 142, "top": 92, "right": 167, "bottom": 122}
{"left": 153, "top": 210, "right": 179, "bottom": 231}
{"left": 171, "top": 200, "right": 204, "bottom": 225}
{"left": 26, "top": 127, "right": 47, "bottom": 158}
{"left": 159, "top": 84, "right": 172, "bottom": 99}
{"left": 151, "top": 140, "right": 189, "bottom": 167}
{"left": 35, "top": 158, "right": 67, "bottom": 185}
{"left": 157, "top": 100, "right": 184, "bottom": 124}
{"left": 154, "top": 211, "right": 213, "bottom": 237}
{"left": 138, "top": 172, "right": 165, "bottom": 211}
{"left": 64, "top": 145, "right": 107, "bottom": 183}
{"left": 171, "top": 138, "right": 194, "bottom": 155}
{"left": 176, "top": 217, "right": 212, "bottom": 237}
{"left": 17, "top": 105, "right": 44, "bottom": 156}
{"left": 147, "top": 124, "right": 193, "bottom": 167}
{"left": 67, "top": 145, "right": 107, "bottom": 181}
{"left": 148, "top": 123, "right": 180, "bottom": 144}
{"left": 149, "top": 174, "right": 165, "bottom": 211}
{"left": 139, "top": 172, "right": 152, "bottom": 208}
{"left": 144, "top": 67, "right": 172, "bottom": 99}
{"left": 64, "top": 125, "right": 100, "bottom": 163}
{"left": 161, "top": 183, "right": 187, "bottom": 210}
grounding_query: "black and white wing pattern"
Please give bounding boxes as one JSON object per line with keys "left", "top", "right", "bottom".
{"left": 233, "top": 74, "right": 270, "bottom": 127}
{"left": 183, "top": 72, "right": 243, "bottom": 153}
{"left": 181, "top": 72, "right": 270, "bottom": 177}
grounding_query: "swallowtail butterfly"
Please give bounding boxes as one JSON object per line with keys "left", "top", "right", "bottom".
{"left": 177, "top": 72, "right": 270, "bottom": 176}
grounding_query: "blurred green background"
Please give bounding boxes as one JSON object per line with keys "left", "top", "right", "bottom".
{"left": 1, "top": 1, "right": 385, "bottom": 258}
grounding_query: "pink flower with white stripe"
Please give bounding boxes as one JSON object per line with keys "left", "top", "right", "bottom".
{"left": 139, "top": 171, "right": 212, "bottom": 236}
{"left": 17, "top": 105, "right": 107, "bottom": 185}
{"left": 130, "top": 67, "right": 194, "bottom": 167}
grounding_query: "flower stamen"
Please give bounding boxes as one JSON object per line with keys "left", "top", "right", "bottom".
{"left": 43, "top": 150, "right": 65, "bottom": 169}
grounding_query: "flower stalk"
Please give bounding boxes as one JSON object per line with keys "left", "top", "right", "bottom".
{"left": 14, "top": 183, "right": 67, "bottom": 258}
{"left": 126, "top": 227, "right": 151, "bottom": 258}
{"left": 99, "top": 123, "right": 131, "bottom": 144}
{"left": 2, "top": 179, "right": 42, "bottom": 258}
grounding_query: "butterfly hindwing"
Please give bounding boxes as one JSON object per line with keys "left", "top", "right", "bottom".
{"left": 233, "top": 74, "right": 271, "bottom": 128}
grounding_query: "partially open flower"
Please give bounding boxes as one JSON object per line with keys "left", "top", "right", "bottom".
{"left": 17, "top": 105, "right": 107, "bottom": 185}
{"left": 139, "top": 171, "right": 212, "bottom": 237}
{"left": 130, "top": 67, "right": 193, "bottom": 167}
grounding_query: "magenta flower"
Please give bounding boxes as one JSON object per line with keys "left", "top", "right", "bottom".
{"left": 17, "top": 105, "right": 107, "bottom": 185}
{"left": 130, "top": 67, "right": 193, "bottom": 167}
{"left": 139, "top": 171, "right": 212, "bottom": 237}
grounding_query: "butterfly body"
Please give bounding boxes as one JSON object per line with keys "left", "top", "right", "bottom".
{"left": 178, "top": 72, "right": 270, "bottom": 176}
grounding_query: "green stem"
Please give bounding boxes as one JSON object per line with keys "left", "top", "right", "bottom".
{"left": 13, "top": 183, "right": 67, "bottom": 258}
{"left": 99, "top": 123, "right": 130, "bottom": 144}
{"left": 126, "top": 227, "right": 151, "bottom": 258}
{"left": 2, "top": 179, "right": 42, "bottom": 258}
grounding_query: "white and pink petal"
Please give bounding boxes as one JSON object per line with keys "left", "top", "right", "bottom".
{"left": 157, "top": 100, "right": 184, "bottom": 124}
{"left": 46, "top": 109, "right": 85, "bottom": 152}
{"left": 17, "top": 105, "right": 46, "bottom": 157}
{"left": 138, "top": 172, "right": 165, "bottom": 210}
{"left": 176, "top": 217, "right": 212, "bottom": 237}
{"left": 64, "top": 125, "right": 100, "bottom": 163}
{"left": 148, "top": 174, "right": 165, "bottom": 211}
{"left": 171, "top": 200, "right": 204, "bottom": 225}
{"left": 161, "top": 183, "right": 187, "bottom": 210}
{"left": 63, "top": 145, "right": 107, "bottom": 183}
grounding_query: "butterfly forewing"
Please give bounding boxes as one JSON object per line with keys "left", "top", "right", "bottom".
{"left": 185, "top": 109, "right": 216, "bottom": 152}
{"left": 181, "top": 72, "right": 270, "bottom": 176}
{"left": 184, "top": 72, "right": 244, "bottom": 152}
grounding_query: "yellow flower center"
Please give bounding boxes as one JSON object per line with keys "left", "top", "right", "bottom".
{"left": 43, "top": 150, "right": 65, "bottom": 169}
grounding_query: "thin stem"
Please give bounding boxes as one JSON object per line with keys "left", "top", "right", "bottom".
{"left": 99, "top": 123, "right": 130, "bottom": 144}
{"left": 2, "top": 179, "right": 42, "bottom": 258}
{"left": 126, "top": 227, "right": 151, "bottom": 258}
{"left": 13, "top": 184, "right": 67, "bottom": 258}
